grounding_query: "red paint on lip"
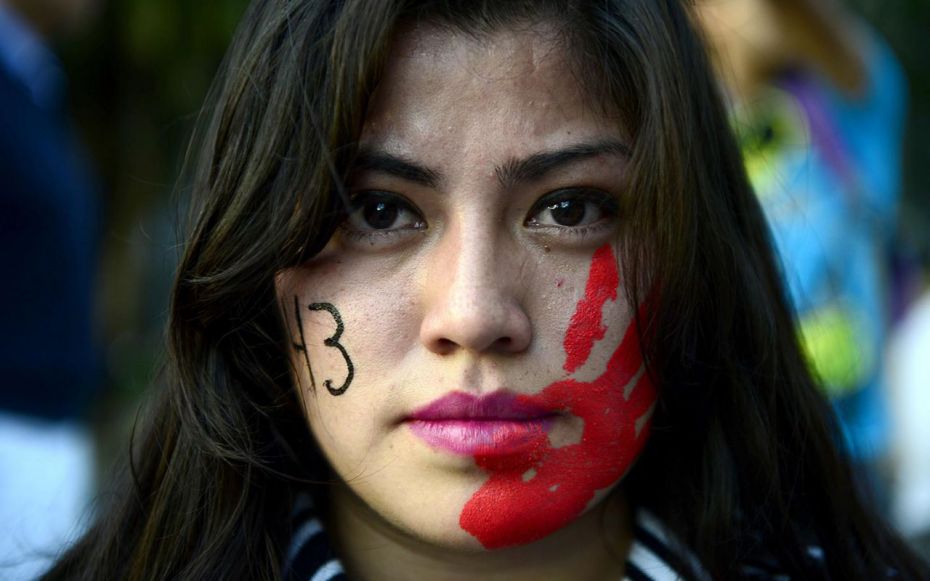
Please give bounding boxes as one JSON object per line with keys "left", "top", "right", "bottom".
{"left": 408, "top": 392, "right": 555, "bottom": 456}
{"left": 562, "top": 244, "right": 618, "bottom": 374}
{"left": 459, "top": 244, "right": 657, "bottom": 549}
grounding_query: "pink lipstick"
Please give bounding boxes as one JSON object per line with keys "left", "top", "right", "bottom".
{"left": 407, "top": 392, "right": 555, "bottom": 456}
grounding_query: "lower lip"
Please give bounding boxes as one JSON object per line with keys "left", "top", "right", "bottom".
{"left": 408, "top": 419, "right": 552, "bottom": 456}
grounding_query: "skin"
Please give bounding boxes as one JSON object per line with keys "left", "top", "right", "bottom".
{"left": 276, "top": 23, "right": 655, "bottom": 580}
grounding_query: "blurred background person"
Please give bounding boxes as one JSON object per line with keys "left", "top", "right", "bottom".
{"left": 695, "top": 0, "right": 925, "bottom": 543}
{"left": 0, "top": 0, "right": 103, "bottom": 578}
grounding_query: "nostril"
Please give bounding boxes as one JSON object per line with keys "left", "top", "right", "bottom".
{"left": 429, "top": 334, "right": 522, "bottom": 355}
{"left": 435, "top": 338, "right": 457, "bottom": 352}
{"left": 419, "top": 292, "right": 533, "bottom": 355}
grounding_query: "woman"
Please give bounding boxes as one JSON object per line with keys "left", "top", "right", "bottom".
{"left": 43, "top": 0, "right": 929, "bottom": 579}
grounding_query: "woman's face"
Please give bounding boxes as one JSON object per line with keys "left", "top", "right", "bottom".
{"left": 276, "top": 24, "right": 656, "bottom": 551}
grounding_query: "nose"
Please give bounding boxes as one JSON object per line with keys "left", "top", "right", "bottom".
{"left": 419, "top": 228, "right": 532, "bottom": 356}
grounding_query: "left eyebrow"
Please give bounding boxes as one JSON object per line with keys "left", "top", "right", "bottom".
{"left": 495, "top": 139, "right": 631, "bottom": 189}
{"left": 350, "top": 138, "right": 631, "bottom": 191}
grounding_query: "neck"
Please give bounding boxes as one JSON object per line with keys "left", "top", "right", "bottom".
{"left": 328, "top": 483, "right": 633, "bottom": 581}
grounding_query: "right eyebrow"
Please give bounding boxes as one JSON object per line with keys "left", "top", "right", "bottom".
{"left": 494, "top": 139, "right": 631, "bottom": 189}
{"left": 350, "top": 149, "right": 442, "bottom": 189}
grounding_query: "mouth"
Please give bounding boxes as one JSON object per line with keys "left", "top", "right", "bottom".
{"left": 405, "top": 391, "right": 557, "bottom": 456}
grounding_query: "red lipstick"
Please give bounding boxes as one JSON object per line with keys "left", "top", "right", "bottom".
{"left": 407, "top": 392, "right": 554, "bottom": 456}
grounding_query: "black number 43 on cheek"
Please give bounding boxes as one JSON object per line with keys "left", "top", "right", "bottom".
{"left": 292, "top": 296, "right": 355, "bottom": 396}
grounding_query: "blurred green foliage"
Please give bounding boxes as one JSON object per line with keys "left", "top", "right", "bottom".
{"left": 62, "top": 0, "right": 248, "bottom": 223}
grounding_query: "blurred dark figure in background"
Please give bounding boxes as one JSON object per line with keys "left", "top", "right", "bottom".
{"left": 695, "top": 0, "right": 907, "bottom": 511}
{"left": 0, "top": 0, "right": 102, "bottom": 578}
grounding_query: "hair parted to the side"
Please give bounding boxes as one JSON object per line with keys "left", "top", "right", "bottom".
{"left": 43, "top": 1, "right": 928, "bottom": 580}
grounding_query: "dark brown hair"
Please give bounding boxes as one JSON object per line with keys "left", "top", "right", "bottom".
{"left": 45, "top": 0, "right": 928, "bottom": 579}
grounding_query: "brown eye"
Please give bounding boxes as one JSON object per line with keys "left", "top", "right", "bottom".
{"left": 362, "top": 199, "right": 400, "bottom": 230}
{"left": 526, "top": 188, "right": 618, "bottom": 229}
{"left": 345, "top": 191, "right": 425, "bottom": 232}
{"left": 546, "top": 199, "right": 586, "bottom": 227}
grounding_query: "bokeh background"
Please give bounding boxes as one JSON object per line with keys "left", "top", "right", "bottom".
{"left": 1, "top": 0, "right": 928, "bottom": 576}
{"left": 59, "top": 0, "right": 252, "bottom": 472}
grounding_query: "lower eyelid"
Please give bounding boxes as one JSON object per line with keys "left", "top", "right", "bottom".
{"left": 338, "top": 222, "right": 426, "bottom": 248}
{"left": 339, "top": 227, "right": 399, "bottom": 245}
{"left": 527, "top": 217, "right": 616, "bottom": 239}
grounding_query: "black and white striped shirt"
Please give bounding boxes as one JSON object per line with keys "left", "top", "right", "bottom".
{"left": 283, "top": 497, "right": 714, "bottom": 581}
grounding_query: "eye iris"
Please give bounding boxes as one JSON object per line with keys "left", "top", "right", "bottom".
{"left": 549, "top": 199, "right": 585, "bottom": 226}
{"left": 363, "top": 200, "right": 398, "bottom": 229}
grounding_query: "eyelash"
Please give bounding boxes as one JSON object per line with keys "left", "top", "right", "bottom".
{"left": 524, "top": 188, "right": 619, "bottom": 233}
{"left": 339, "top": 188, "right": 619, "bottom": 247}
{"left": 339, "top": 191, "right": 425, "bottom": 244}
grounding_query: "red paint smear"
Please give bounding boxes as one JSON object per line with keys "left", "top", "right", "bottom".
{"left": 562, "top": 244, "right": 619, "bottom": 374}
{"left": 459, "top": 244, "right": 657, "bottom": 549}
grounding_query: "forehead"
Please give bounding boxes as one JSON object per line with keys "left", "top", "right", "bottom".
{"left": 360, "top": 23, "right": 625, "bottom": 162}
{"left": 386, "top": 22, "right": 571, "bottom": 93}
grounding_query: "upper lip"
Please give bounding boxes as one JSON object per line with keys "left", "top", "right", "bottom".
{"left": 407, "top": 391, "right": 555, "bottom": 421}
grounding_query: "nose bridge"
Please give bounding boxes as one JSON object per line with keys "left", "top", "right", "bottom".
{"left": 420, "top": 217, "right": 532, "bottom": 355}
{"left": 446, "top": 220, "right": 501, "bottom": 305}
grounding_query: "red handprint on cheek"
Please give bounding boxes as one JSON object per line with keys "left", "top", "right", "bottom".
{"left": 562, "top": 245, "right": 618, "bottom": 374}
{"left": 459, "top": 244, "right": 657, "bottom": 549}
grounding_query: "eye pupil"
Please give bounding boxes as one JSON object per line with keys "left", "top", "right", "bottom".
{"left": 549, "top": 199, "right": 585, "bottom": 226}
{"left": 363, "top": 200, "right": 399, "bottom": 229}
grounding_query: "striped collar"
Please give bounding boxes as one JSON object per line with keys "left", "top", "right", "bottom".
{"left": 626, "top": 510, "right": 712, "bottom": 581}
{"left": 284, "top": 497, "right": 711, "bottom": 581}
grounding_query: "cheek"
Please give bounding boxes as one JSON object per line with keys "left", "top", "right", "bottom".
{"left": 281, "top": 266, "right": 418, "bottom": 391}
{"left": 304, "top": 390, "right": 381, "bottom": 475}
{"left": 459, "top": 244, "right": 657, "bottom": 549}
{"left": 277, "top": 266, "right": 418, "bottom": 471}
